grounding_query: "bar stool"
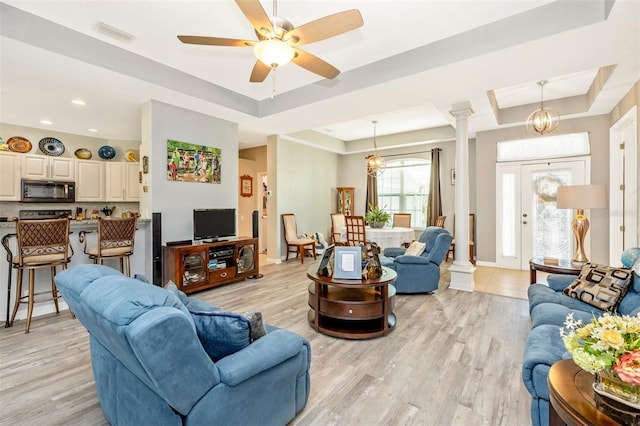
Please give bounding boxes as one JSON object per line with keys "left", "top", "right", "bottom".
{"left": 10, "top": 218, "right": 73, "bottom": 333}
{"left": 79, "top": 216, "right": 137, "bottom": 276}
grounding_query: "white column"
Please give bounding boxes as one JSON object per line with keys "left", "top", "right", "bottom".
{"left": 449, "top": 101, "right": 475, "bottom": 292}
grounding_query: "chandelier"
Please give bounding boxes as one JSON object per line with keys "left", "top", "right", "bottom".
{"left": 526, "top": 80, "right": 560, "bottom": 136}
{"left": 366, "top": 120, "right": 385, "bottom": 177}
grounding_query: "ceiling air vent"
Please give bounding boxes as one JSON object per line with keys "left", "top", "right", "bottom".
{"left": 95, "top": 22, "right": 135, "bottom": 43}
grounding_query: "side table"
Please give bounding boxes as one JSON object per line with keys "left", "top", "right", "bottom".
{"left": 548, "top": 359, "right": 622, "bottom": 426}
{"left": 529, "top": 257, "right": 582, "bottom": 284}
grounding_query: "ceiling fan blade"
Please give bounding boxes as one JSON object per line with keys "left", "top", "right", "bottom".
{"left": 178, "top": 35, "right": 255, "bottom": 47}
{"left": 286, "top": 9, "right": 363, "bottom": 46}
{"left": 291, "top": 48, "right": 340, "bottom": 79}
{"left": 250, "top": 60, "right": 272, "bottom": 83}
{"left": 235, "top": 0, "right": 274, "bottom": 38}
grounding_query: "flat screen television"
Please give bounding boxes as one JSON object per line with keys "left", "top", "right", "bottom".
{"left": 193, "top": 208, "right": 236, "bottom": 241}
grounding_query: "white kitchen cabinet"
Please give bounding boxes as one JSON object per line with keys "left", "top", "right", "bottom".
{"left": 22, "top": 155, "right": 74, "bottom": 180}
{"left": 0, "top": 151, "right": 21, "bottom": 201}
{"left": 105, "top": 162, "right": 140, "bottom": 201}
{"left": 76, "top": 160, "right": 104, "bottom": 201}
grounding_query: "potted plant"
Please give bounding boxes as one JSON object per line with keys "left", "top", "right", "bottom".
{"left": 365, "top": 204, "right": 390, "bottom": 228}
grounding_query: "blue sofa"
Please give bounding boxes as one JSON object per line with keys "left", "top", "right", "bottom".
{"left": 379, "top": 226, "right": 452, "bottom": 293}
{"left": 522, "top": 269, "right": 640, "bottom": 426}
{"left": 55, "top": 264, "right": 311, "bottom": 426}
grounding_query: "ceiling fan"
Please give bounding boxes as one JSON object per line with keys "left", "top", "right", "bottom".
{"left": 177, "top": 0, "right": 363, "bottom": 83}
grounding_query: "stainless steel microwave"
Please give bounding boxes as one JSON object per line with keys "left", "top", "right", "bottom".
{"left": 21, "top": 179, "right": 76, "bottom": 203}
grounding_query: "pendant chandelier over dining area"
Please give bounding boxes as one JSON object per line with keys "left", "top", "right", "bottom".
{"left": 366, "top": 120, "right": 385, "bottom": 177}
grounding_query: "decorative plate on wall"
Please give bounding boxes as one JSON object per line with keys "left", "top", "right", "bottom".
{"left": 7, "top": 136, "right": 33, "bottom": 153}
{"left": 98, "top": 145, "right": 116, "bottom": 160}
{"left": 39, "top": 137, "right": 65, "bottom": 156}
{"left": 74, "top": 148, "right": 92, "bottom": 159}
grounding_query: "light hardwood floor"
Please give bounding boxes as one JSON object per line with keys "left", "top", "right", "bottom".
{"left": 0, "top": 260, "right": 534, "bottom": 426}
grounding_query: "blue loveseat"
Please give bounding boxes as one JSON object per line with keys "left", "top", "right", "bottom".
{"left": 55, "top": 264, "right": 311, "bottom": 426}
{"left": 522, "top": 268, "right": 640, "bottom": 426}
{"left": 379, "top": 226, "right": 452, "bottom": 293}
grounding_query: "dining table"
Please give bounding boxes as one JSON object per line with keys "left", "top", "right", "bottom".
{"left": 340, "top": 226, "right": 416, "bottom": 250}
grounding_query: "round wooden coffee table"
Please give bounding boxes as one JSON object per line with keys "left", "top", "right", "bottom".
{"left": 307, "top": 266, "right": 396, "bottom": 339}
{"left": 529, "top": 257, "right": 582, "bottom": 284}
{"left": 548, "top": 359, "right": 620, "bottom": 426}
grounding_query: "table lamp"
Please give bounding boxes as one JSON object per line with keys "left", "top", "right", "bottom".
{"left": 556, "top": 184, "right": 607, "bottom": 265}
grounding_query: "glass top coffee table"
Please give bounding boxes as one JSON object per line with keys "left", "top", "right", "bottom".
{"left": 529, "top": 257, "right": 582, "bottom": 284}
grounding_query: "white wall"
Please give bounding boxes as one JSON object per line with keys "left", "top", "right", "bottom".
{"left": 238, "top": 158, "right": 257, "bottom": 238}
{"left": 269, "top": 135, "right": 339, "bottom": 260}
{"left": 142, "top": 100, "right": 239, "bottom": 244}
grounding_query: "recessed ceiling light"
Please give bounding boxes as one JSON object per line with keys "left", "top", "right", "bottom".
{"left": 72, "top": 99, "right": 87, "bottom": 106}
{"left": 88, "top": 128, "right": 98, "bottom": 133}
{"left": 40, "top": 120, "right": 53, "bottom": 125}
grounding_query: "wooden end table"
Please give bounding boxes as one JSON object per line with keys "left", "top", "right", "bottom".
{"left": 307, "top": 266, "right": 397, "bottom": 339}
{"left": 548, "top": 359, "right": 624, "bottom": 426}
{"left": 529, "top": 257, "right": 582, "bottom": 284}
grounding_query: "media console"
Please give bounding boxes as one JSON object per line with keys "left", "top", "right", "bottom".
{"left": 162, "top": 237, "right": 259, "bottom": 294}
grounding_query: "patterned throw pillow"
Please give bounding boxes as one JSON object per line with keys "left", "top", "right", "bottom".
{"left": 563, "top": 264, "right": 633, "bottom": 312}
{"left": 404, "top": 241, "right": 426, "bottom": 257}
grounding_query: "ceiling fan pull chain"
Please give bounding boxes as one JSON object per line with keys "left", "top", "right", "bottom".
{"left": 271, "top": 69, "right": 277, "bottom": 99}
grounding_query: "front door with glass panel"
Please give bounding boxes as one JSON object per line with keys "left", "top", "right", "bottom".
{"left": 496, "top": 159, "right": 587, "bottom": 269}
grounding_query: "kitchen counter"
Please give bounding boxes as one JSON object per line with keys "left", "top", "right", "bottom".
{"left": 1, "top": 219, "right": 151, "bottom": 327}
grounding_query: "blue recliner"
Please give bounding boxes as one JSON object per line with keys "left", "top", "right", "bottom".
{"left": 55, "top": 264, "right": 311, "bottom": 426}
{"left": 379, "top": 226, "right": 453, "bottom": 293}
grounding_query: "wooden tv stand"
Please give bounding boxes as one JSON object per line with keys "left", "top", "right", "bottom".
{"left": 162, "top": 237, "right": 259, "bottom": 294}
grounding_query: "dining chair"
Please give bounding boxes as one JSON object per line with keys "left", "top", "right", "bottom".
{"left": 392, "top": 213, "right": 412, "bottom": 228}
{"left": 445, "top": 213, "right": 475, "bottom": 264}
{"left": 79, "top": 216, "right": 138, "bottom": 276}
{"left": 9, "top": 218, "right": 73, "bottom": 333}
{"left": 344, "top": 216, "right": 374, "bottom": 254}
{"left": 330, "top": 213, "right": 347, "bottom": 245}
{"left": 281, "top": 213, "right": 316, "bottom": 264}
{"left": 435, "top": 216, "right": 446, "bottom": 227}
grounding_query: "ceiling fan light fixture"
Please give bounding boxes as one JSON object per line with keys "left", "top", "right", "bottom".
{"left": 253, "top": 39, "right": 294, "bottom": 68}
{"left": 526, "top": 80, "right": 560, "bottom": 136}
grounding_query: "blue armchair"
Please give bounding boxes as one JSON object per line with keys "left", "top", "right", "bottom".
{"left": 379, "top": 226, "right": 452, "bottom": 293}
{"left": 55, "top": 264, "right": 311, "bottom": 426}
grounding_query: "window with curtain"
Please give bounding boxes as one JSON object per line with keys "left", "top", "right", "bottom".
{"left": 377, "top": 159, "right": 430, "bottom": 227}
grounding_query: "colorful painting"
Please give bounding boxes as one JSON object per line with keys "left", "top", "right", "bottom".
{"left": 167, "top": 139, "right": 221, "bottom": 184}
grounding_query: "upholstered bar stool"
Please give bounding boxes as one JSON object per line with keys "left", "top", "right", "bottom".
{"left": 79, "top": 216, "right": 137, "bottom": 276}
{"left": 10, "top": 218, "right": 73, "bottom": 333}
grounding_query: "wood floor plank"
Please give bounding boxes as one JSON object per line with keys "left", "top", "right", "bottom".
{"left": 0, "top": 260, "right": 533, "bottom": 425}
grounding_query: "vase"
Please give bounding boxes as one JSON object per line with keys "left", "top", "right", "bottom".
{"left": 369, "top": 221, "right": 385, "bottom": 229}
{"left": 595, "top": 369, "right": 640, "bottom": 405}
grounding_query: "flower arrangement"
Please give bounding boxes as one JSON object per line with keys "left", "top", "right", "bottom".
{"left": 561, "top": 313, "right": 640, "bottom": 379}
{"left": 561, "top": 312, "right": 640, "bottom": 404}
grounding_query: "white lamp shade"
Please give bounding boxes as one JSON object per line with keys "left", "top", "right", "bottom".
{"left": 253, "top": 40, "right": 294, "bottom": 68}
{"left": 556, "top": 184, "right": 607, "bottom": 209}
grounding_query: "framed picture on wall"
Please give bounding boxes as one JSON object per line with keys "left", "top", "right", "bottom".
{"left": 240, "top": 175, "right": 253, "bottom": 197}
{"left": 167, "top": 139, "right": 221, "bottom": 184}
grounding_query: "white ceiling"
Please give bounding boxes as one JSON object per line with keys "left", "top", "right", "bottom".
{"left": 1, "top": 0, "right": 638, "bottom": 149}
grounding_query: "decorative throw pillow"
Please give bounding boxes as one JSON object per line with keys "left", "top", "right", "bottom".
{"left": 563, "top": 264, "right": 633, "bottom": 312}
{"left": 164, "top": 282, "right": 266, "bottom": 361}
{"left": 404, "top": 241, "right": 426, "bottom": 257}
